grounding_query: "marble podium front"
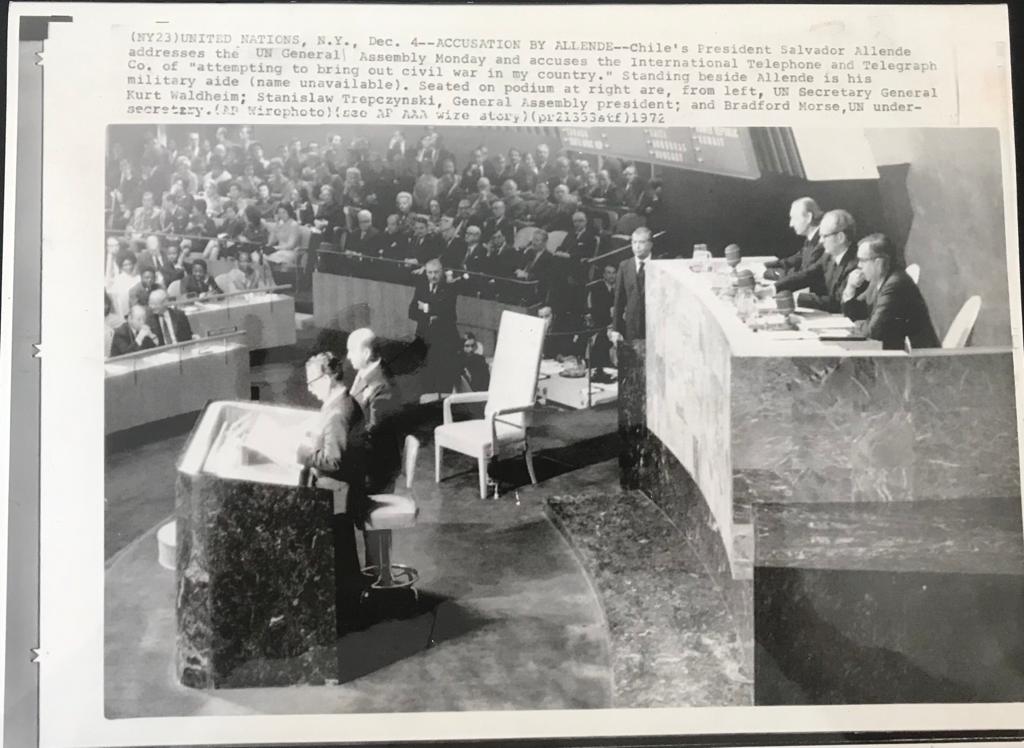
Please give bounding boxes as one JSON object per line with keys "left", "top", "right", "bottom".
{"left": 635, "top": 259, "right": 1020, "bottom": 580}
{"left": 176, "top": 401, "right": 337, "bottom": 688}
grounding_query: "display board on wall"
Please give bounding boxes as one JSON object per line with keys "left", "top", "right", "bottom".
{"left": 559, "top": 127, "right": 762, "bottom": 179}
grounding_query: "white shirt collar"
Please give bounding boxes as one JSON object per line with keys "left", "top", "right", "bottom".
{"left": 354, "top": 360, "right": 381, "bottom": 388}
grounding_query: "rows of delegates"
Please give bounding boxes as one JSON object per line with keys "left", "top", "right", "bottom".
{"left": 103, "top": 126, "right": 668, "bottom": 364}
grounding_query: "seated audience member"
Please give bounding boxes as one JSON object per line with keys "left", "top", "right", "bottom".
{"left": 313, "top": 184, "right": 346, "bottom": 243}
{"left": 104, "top": 291, "right": 123, "bottom": 356}
{"left": 468, "top": 177, "right": 496, "bottom": 220}
{"left": 763, "top": 197, "right": 823, "bottom": 281}
{"left": 413, "top": 159, "right": 440, "bottom": 211}
{"left": 109, "top": 304, "right": 159, "bottom": 357}
{"left": 129, "top": 266, "right": 163, "bottom": 308}
{"left": 636, "top": 179, "right": 665, "bottom": 234}
{"left": 585, "top": 170, "right": 621, "bottom": 207}
{"left": 438, "top": 216, "right": 467, "bottom": 270}
{"left": 437, "top": 163, "right": 464, "bottom": 211}
{"left": 522, "top": 181, "right": 557, "bottom": 228}
{"left": 482, "top": 200, "right": 515, "bottom": 245}
{"left": 184, "top": 199, "right": 215, "bottom": 239}
{"left": 425, "top": 198, "right": 446, "bottom": 234}
{"left": 486, "top": 229, "right": 522, "bottom": 278}
{"left": 128, "top": 191, "right": 161, "bottom": 234}
{"left": 458, "top": 333, "right": 491, "bottom": 392}
{"left": 216, "top": 250, "right": 275, "bottom": 293}
{"left": 771, "top": 208, "right": 864, "bottom": 312}
{"left": 501, "top": 180, "right": 528, "bottom": 222}
{"left": 556, "top": 210, "right": 599, "bottom": 266}
{"left": 842, "top": 234, "right": 940, "bottom": 350}
{"left": 406, "top": 215, "right": 442, "bottom": 266}
{"left": 547, "top": 185, "right": 577, "bottom": 232}
{"left": 460, "top": 225, "right": 488, "bottom": 272}
{"left": 516, "top": 229, "right": 557, "bottom": 300}
{"left": 147, "top": 289, "right": 194, "bottom": 346}
{"left": 181, "top": 258, "right": 222, "bottom": 298}
{"left": 379, "top": 214, "right": 410, "bottom": 260}
{"left": 346, "top": 210, "right": 379, "bottom": 255}
{"left": 516, "top": 151, "right": 540, "bottom": 192}
{"left": 252, "top": 182, "right": 277, "bottom": 222}
{"left": 394, "top": 191, "right": 417, "bottom": 234}
{"left": 619, "top": 164, "right": 645, "bottom": 210}
{"left": 106, "top": 249, "right": 141, "bottom": 320}
{"left": 157, "top": 242, "right": 187, "bottom": 289}
{"left": 451, "top": 198, "right": 475, "bottom": 238}
{"left": 294, "top": 186, "right": 316, "bottom": 226}
{"left": 267, "top": 203, "right": 301, "bottom": 265}
{"left": 238, "top": 204, "right": 270, "bottom": 252}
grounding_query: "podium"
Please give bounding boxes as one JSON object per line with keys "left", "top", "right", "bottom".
{"left": 175, "top": 400, "right": 337, "bottom": 688}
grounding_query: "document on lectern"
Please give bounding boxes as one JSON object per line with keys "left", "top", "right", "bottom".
{"left": 4, "top": 3, "right": 1024, "bottom": 748}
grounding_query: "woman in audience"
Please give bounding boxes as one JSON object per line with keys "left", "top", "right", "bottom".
{"left": 266, "top": 203, "right": 301, "bottom": 266}
{"left": 426, "top": 198, "right": 445, "bottom": 234}
{"left": 181, "top": 258, "right": 222, "bottom": 299}
{"left": 105, "top": 249, "right": 141, "bottom": 320}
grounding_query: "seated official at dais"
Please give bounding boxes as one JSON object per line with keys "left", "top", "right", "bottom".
{"left": 841, "top": 233, "right": 940, "bottom": 350}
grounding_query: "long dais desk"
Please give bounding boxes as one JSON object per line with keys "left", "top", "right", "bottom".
{"left": 105, "top": 332, "right": 250, "bottom": 434}
{"left": 626, "top": 258, "right": 1019, "bottom": 580}
{"left": 174, "top": 287, "right": 297, "bottom": 352}
{"left": 313, "top": 251, "right": 539, "bottom": 352}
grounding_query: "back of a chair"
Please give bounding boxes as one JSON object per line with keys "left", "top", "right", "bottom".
{"left": 514, "top": 226, "right": 535, "bottom": 250}
{"left": 484, "top": 311, "right": 547, "bottom": 430}
{"left": 401, "top": 434, "right": 420, "bottom": 490}
{"left": 546, "top": 230, "right": 568, "bottom": 253}
{"left": 905, "top": 263, "right": 921, "bottom": 285}
{"left": 298, "top": 225, "right": 313, "bottom": 250}
{"left": 166, "top": 279, "right": 182, "bottom": 299}
{"left": 942, "top": 295, "right": 982, "bottom": 349}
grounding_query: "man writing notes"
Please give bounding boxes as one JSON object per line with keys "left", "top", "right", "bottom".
{"left": 841, "top": 234, "right": 940, "bottom": 350}
{"left": 768, "top": 208, "right": 865, "bottom": 313}
{"left": 109, "top": 304, "right": 159, "bottom": 357}
{"left": 609, "top": 227, "right": 653, "bottom": 344}
{"left": 408, "top": 258, "right": 460, "bottom": 396}
{"left": 763, "top": 197, "right": 824, "bottom": 281}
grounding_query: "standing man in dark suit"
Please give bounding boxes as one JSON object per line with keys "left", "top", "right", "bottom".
{"left": 146, "top": 289, "right": 194, "bottom": 346}
{"left": 842, "top": 234, "right": 940, "bottom": 350}
{"left": 769, "top": 209, "right": 865, "bottom": 312}
{"left": 588, "top": 263, "right": 618, "bottom": 369}
{"left": 609, "top": 227, "right": 653, "bottom": 344}
{"left": 109, "top": 304, "right": 159, "bottom": 357}
{"left": 408, "top": 258, "right": 460, "bottom": 395}
{"left": 406, "top": 215, "right": 443, "bottom": 267}
{"left": 764, "top": 197, "right": 824, "bottom": 281}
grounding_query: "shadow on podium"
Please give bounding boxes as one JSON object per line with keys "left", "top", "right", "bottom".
{"left": 336, "top": 591, "right": 488, "bottom": 683}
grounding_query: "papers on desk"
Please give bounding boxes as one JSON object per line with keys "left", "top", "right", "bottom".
{"left": 792, "top": 313, "right": 856, "bottom": 331}
{"left": 243, "top": 411, "right": 317, "bottom": 466}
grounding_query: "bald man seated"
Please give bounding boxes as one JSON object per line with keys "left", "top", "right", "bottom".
{"left": 109, "top": 304, "right": 159, "bottom": 357}
{"left": 146, "top": 289, "right": 195, "bottom": 346}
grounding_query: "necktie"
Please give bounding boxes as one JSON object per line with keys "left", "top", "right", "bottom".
{"left": 637, "top": 260, "right": 646, "bottom": 289}
{"left": 160, "top": 314, "right": 175, "bottom": 345}
{"left": 430, "top": 284, "right": 436, "bottom": 295}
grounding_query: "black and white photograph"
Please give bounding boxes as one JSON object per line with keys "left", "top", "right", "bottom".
{"left": 101, "top": 123, "right": 1023, "bottom": 718}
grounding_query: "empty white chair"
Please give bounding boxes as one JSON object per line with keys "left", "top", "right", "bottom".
{"left": 942, "top": 295, "right": 982, "bottom": 349}
{"left": 435, "top": 311, "right": 546, "bottom": 499}
{"left": 363, "top": 435, "right": 421, "bottom": 592}
{"left": 905, "top": 263, "right": 920, "bottom": 284}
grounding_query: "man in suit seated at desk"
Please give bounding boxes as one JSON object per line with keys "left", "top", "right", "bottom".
{"left": 109, "top": 304, "right": 159, "bottom": 357}
{"left": 345, "top": 209, "right": 380, "bottom": 255}
{"left": 768, "top": 208, "right": 865, "bottom": 313}
{"left": 841, "top": 233, "right": 940, "bottom": 350}
{"left": 215, "top": 250, "right": 274, "bottom": 293}
{"left": 147, "top": 289, "right": 194, "bottom": 347}
{"left": 763, "top": 197, "right": 824, "bottom": 281}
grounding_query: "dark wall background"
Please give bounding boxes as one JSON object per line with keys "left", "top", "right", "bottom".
{"left": 107, "top": 125, "right": 1012, "bottom": 346}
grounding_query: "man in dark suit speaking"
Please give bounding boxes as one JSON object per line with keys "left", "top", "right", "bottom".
{"left": 609, "top": 226, "right": 653, "bottom": 344}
